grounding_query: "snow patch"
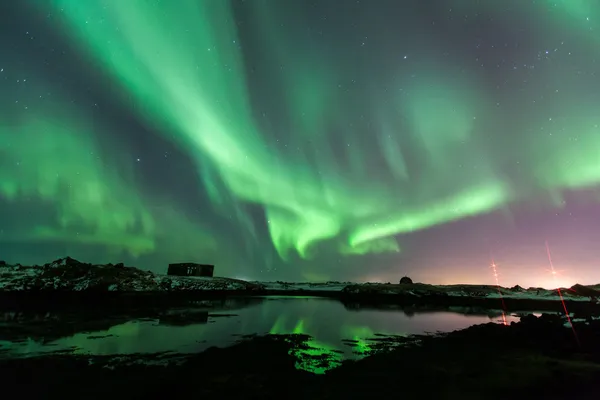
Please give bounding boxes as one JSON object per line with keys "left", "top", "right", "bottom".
{"left": 0, "top": 258, "right": 263, "bottom": 292}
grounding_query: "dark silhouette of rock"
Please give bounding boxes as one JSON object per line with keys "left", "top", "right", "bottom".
{"left": 399, "top": 276, "right": 413, "bottom": 284}
{"left": 0, "top": 257, "right": 267, "bottom": 292}
{"left": 570, "top": 284, "right": 600, "bottom": 300}
{"left": 43, "top": 257, "right": 89, "bottom": 269}
{"left": 511, "top": 285, "right": 524, "bottom": 291}
{"left": 0, "top": 260, "right": 6, "bottom": 266}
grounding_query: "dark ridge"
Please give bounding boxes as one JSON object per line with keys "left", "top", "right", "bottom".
{"left": 2, "top": 257, "right": 599, "bottom": 314}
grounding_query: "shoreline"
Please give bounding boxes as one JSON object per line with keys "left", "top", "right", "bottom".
{"left": 2, "top": 258, "right": 598, "bottom": 313}
{"left": 2, "top": 314, "right": 599, "bottom": 399}
{"left": 1, "top": 289, "right": 599, "bottom": 314}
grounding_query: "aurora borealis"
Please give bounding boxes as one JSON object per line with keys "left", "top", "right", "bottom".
{"left": 2, "top": 0, "right": 600, "bottom": 286}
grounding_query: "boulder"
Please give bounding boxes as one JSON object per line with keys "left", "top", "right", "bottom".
{"left": 570, "top": 284, "right": 600, "bottom": 299}
{"left": 399, "top": 276, "right": 413, "bottom": 284}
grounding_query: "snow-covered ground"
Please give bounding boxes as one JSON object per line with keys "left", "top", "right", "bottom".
{"left": 1, "top": 258, "right": 598, "bottom": 302}
{"left": 251, "top": 281, "right": 600, "bottom": 302}
{"left": 0, "top": 258, "right": 263, "bottom": 292}
{"left": 445, "top": 283, "right": 599, "bottom": 302}
{"left": 340, "top": 282, "right": 600, "bottom": 302}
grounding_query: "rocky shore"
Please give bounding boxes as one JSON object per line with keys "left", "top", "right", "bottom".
{"left": 2, "top": 314, "right": 599, "bottom": 399}
{"left": 1, "top": 258, "right": 599, "bottom": 313}
{"left": 0, "top": 257, "right": 263, "bottom": 292}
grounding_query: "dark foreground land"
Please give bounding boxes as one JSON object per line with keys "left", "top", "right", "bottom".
{"left": 2, "top": 314, "right": 599, "bottom": 399}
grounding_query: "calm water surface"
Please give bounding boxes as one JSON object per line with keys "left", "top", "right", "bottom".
{"left": 0, "top": 296, "right": 518, "bottom": 370}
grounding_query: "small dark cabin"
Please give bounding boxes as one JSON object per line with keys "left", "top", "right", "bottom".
{"left": 167, "top": 263, "right": 214, "bottom": 277}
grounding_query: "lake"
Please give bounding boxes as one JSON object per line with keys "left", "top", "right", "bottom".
{"left": 0, "top": 296, "right": 520, "bottom": 373}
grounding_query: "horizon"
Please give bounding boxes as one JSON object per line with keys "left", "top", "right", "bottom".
{"left": 2, "top": 254, "right": 592, "bottom": 291}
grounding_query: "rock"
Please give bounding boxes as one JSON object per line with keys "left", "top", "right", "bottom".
{"left": 520, "top": 314, "right": 538, "bottom": 325}
{"left": 399, "top": 276, "right": 413, "bottom": 284}
{"left": 44, "top": 257, "right": 87, "bottom": 269}
{"left": 0, "top": 260, "right": 6, "bottom": 266}
{"left": 520, "top": 313, "right": 564, "bottom": 329}
{"left": 570, "top": 284, "right": 600, "bottom": 300}
{"left": 0, "top": 257, "right": 267, "bottom": 292}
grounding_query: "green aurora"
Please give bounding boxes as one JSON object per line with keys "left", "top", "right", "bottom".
{"left": 2, "top": 0, "right": 600, "bottom": 283}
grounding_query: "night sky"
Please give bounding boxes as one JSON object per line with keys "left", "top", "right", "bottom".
{"left": 2, "top": 0, "right": 600, "bottom": 287}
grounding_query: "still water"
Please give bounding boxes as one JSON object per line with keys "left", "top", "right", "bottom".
{"left": 0, "top": 296, "right": 518, "bottom": 371}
